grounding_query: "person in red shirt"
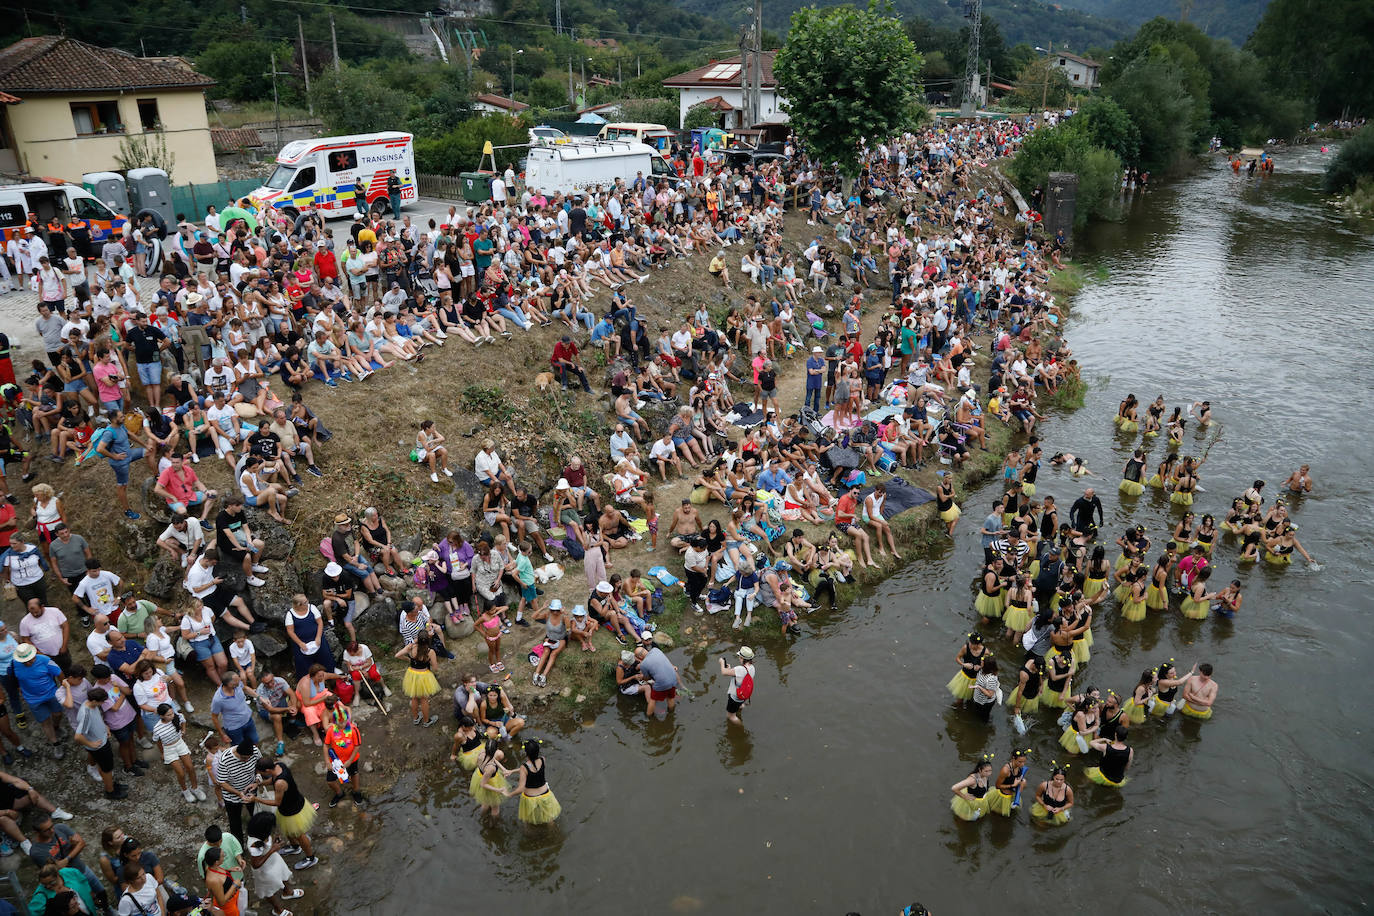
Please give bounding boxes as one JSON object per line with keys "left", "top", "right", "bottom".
{"left": 833, "top": 485, "right": 877, "bottom": 568}
{"left": 692, "top": 152, "right": 705, "bottom": 178}
{"left": 550, "top": 336, "right": 591, "bottom": 393}
{"left": 153, "top": 452, "right": 218, "bottom": 526}
{"left": 313, "top": 241, "right": 339, "bottom": 282}
{"left": 0, "top": 499, "right": 16, "bottom": 551}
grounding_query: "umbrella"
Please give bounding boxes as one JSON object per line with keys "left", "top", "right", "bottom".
{"left": 218, "top": 206, "right": 258, "bottom": 232}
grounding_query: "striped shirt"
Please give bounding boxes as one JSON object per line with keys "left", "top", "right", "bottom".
{"left": 213, "top": 747, "right": 261, "bottom": 793}
{"left": 151, "top": 718, "right": 183, "bottom": 748}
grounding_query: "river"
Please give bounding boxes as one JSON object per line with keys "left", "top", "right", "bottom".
{"left": 332, "top": 146, "right": 1374, "bottom": 914}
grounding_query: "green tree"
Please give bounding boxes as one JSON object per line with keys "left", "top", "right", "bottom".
{"left": 414, "top": 115, "right": 532, "bottom": 175}
{"left": 197, "top": 39, "right": 293, "bottom": 101}
{"left": 1248, "top": 0, "right": 1373, "bottom": 119}
{"left": 684, "top": 103, "right": 721, "bottom": 130}
{"left": 774, "top": 1, "right": 924, "bottom": 173}
{"left": 1007, "top": 122, "right": 1121, "bottom": 226}
{"left": 1106, "top": 54, "right": 1197, "bottom": 170}
{"left": 529, "top": 77, "right": 571, "bottom": 110}
{"left": 1074, "top": 96, "right": 1140, "bottom": 165}
{"left": 115, "top": 132, "right": 177, "bottom": 184}
{"left": 309, "top": 66, "right": 411, "bottom": 136}
{"left": 616, "top": 98, "right": 680, "bottom": 127}
{"left": 1324, "top": 124, "right": 1374, "bottom": 193}
{"left": 1008, "top": 57, "right": 1072, "bottom": 110}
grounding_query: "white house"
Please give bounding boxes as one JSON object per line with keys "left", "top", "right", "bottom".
{"left": 471, "top": 93, "right": 528, "bottom": 116}
{"left": 662, "top": 52, "right": 786, "bottom": 130}
{"left": 1052, "top": 51, "right": 1101, "bottom": 90}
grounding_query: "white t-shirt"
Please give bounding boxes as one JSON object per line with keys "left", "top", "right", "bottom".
{"left": 344, "top": 643, "right": 374, "bottom": 672}
{"left": 727, "top": 663, "right": 755, "bottom": 701}
{"left": 145, "top": 627, "right": 175, "bottom": 662}
{"left": 19, "top": 609, "right": 67, "bottom": 656}
{"left": 3, "top": 548, "right": 46, "bottom": 586}
{"left": 185, "top": 562, "right": 218, "bottom": 600}
{"left": 649, "top": 438, "right": 675, "bottom": 461}
{"left": 474, "top": 449, "right": 502, "bottom": 481}
{"left": 207, "top": 404, "right": 239, "bottom": 438}
{"left": 117, "top": 874, "right": 163, "bottom": 915}
{"left": 132, "top": 672, "right": 172, "bottom": 712}
{"left": 180, "top": 606, "right": 216, "bottom": 641}
{"left": 73, "top": 570, "right": 122, "bottom": 613}
{"left": 86, "top": 628, "right": 113, "bottom": 660}
{"left": 228, "top": 638, "right": 255, "bottom": 669}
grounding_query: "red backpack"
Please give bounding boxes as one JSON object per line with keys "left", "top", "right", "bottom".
{"left": 736, "top": 667, "right": 755, "bottom": 702}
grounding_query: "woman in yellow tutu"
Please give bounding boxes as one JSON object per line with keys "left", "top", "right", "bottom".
{"left": 254, "top": 758, "right": 321, "bottom": 869}
{"left": 1002, "top": 575, "right": 1033, "bottom": 641}
{"left": 1031, "top": 764, "right": 1074, "bottom": 825}
{"left": 1146, "top": 452, "right": 1177, "bottom": 490}
{"left": 1120, "top": 670, "right": 1156, "bottom": 725}
{"left": 988, "top": 748, "right": 1029, "bottom": 817}
{"left": 1085, "top": 728, "right": 1133, "bottom": 787}
{"left": 1068, "top": 602, "right": 1093, "bottom": 666}
{"left": 394, "top": 637, "right": 442, "bottom": 727}
{"left": 1151, "top": 661, "right": 1188, "bottom": 717}
{"left": 935, "top": 472, "right": 961, "bottom": 536}
{"left": 1120, "top": 570, "right": 1148, "bottom": 623}
{"left": 1114, "top": 394, "right": 1139, "bottom": 432}
{"left": 1018, "top": 448, "right": 1040, "bottom": 498}
{"left": 450, "top": 716, "right": 483, "bottom": 771}
{"left": 470, "top": 732, "right": 511, "bottom": 820}
{"left": 1142, "top": 396, "right": 1165, "bottom": 437}
{"left": 950, "top": 758, "right": 995, "bottom": 821}
{"left": 1221, "top": 498, "right": 1248, "bottom": 534}
{"left": 1058, "top": 696, "right": 1099, "bottom": 755}
{"left": 1264, "top": 521, "right": 1313, "bottom": 565}
{"left": 1145, "top": 555, "right": 1170, "bottom": 613}
{"left": 1193, "top": 514, "right": 1217, "bottom": 554}
{"left": 974, "top": 561, "right": 1005, "bottom": 620}
{"left": 1171, "top": 460, "right": 1199, "bottom": 507}
{"left": 1114, "top": 525, "right": 1150, "bottom": 573}
{"left": 1042, "top": 650, "right": 1073, "bottom": 710}
{"left": 1082, "top": 547, "right": 1111, "bottom": 605}
{"left": 1119, "top": 449, "right": 1147, "bottom": 497}
{"left": 1180, "top": 567, "right": 1217, "bottom": 619}
{"left": 1165, "top": 407, "right": 1185, "bottom": 447}
{"left": 1009, "top": 656, "right": 1043, "bottom": 735}
{"left": 506, "top": 739, "right": 561, "bottom": 826}
{"left": 946, "top": 634, "right": 988, "bottom": 705}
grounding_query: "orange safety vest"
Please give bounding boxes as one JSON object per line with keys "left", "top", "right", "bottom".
{"left": 67, "top": 218, "right": 90, "bottom": 232}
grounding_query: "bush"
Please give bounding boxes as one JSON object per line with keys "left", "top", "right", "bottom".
{"left": 1008, "top": 122, "right": 1121, "bottom": 227}
{"left": 1324, "top": 124, "right": 1374, "bottom": 194}
{"left": 683, "top": 103, "right": 719, "bottom": 131}
{"left": 414, "top": 116, "right": 532, "bottom": 175}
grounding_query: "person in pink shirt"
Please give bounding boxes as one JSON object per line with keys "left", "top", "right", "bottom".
{"left": 91, "top": 346, "right": 126, "bottom": 412}
{"left": 1176, "top": 544, "right": 1210, "bottom": 590}
{"left": 153, "top": 452, "right": 218, "bottom": 527}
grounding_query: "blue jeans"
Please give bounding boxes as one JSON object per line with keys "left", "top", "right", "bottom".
{"left": 498, "top": 306, "right": 531, "bottom": 329}
{"left": 805, "top": 385, "right": 822, "bottom": 412}
{"left": 224, "top": 718, "right": 260, "bottom": 745}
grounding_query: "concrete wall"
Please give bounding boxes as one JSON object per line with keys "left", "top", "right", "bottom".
{"left": 8, "top": 88, "right": 218, "bottom": 184}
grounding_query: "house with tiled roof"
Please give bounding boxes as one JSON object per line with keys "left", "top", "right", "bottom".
{"left": 471, "top": 93, "right": 528, "bottom": 115}
{"left": 0, "top": 35, "right": 219, "bottom": 183}
{"left": 662, "top": 51, "right": 785, "bottom": 130}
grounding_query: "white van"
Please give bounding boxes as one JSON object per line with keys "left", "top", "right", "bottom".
{"left": 0, "top": 182, "right": 125, "bottom": 249}
{"left": 249, "top": 131, "right": 416, "bottom": 221}
{"left": 524, "top": 140, "right": 679, "bottom": 196}
{"left": 597, "top": 122, "right": 676, "bottom": 152}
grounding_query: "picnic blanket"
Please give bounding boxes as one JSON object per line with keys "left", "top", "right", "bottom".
{"left": 858, "top": 476, "right": 934, "bottom": 518}
{"left": 725, "top": 407, "right": 767, "bottom": 428}
{"left": 824, "top": 445, "right": 861, "bottom": 470}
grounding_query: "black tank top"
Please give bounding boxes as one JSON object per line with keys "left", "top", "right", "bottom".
{"left": 1100, "top": 743, "right": 1130, "bottom": 783}
{"left": 275, "top": 763, "right": 306, "bottom": 817}
{"left": 524, "top": 759, "right": 548, "bottom": 790}
{"left": 461, "top": 733, "right": 482, "bottom": 752}
{"left": 1041, "top": 783, "right": 1068, "bottom": 810}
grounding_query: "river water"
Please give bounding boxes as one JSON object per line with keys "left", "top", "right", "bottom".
{"left": 334, "top": 147, "right": 1374, "bottom": 914}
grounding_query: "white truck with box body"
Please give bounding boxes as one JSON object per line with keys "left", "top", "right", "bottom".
{"left": 524, "top": 140, "right": 679, "bottom": 196}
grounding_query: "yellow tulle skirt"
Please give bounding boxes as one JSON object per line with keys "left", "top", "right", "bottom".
{"left": 1119, "top": 420, "right": 1139, "bottom": 433}
{"left": 947, "top": 669, "right": 977, "bottom": 701}
{"left": 1121, "top": 697, "right": 1148, "bottom": 725}
{"left": 1040, "top": 687, "right": 1068, "bottom": 709}
{"left": 1150, "top": 698, "right": 1176, "bottom": 718}
{"left": 1221, "top": 521, "right": 1242, "bottom": 534}
{"left": 457, "top": 745, "right": 481, "bottom": 772}
{"left": 1180, "top": 700, "right": 1213, "bottom": 720}
{"left": 951, "top": 793, "right": 990, "bottom": 821}
{"left": 1083, "top": 576, "right": 1107, "bottom": 599}
{"left": 276, "top": 802, "right": 317, "bottom": 839}
{"left": 987, "top": 789, "right": 1016, "bottom": 817}
{"left": 1145, "top": 583, "right": 1168, "bottom": 611}
{"left": 1071, "top": 637, "right": 1090, "bottom": 666}
{"left": 1170, "top": 491, "right": 1194, "bottom": 506}
{"left": 940, "top": 505, "right": 962, "bottom": 523}
{"left": 518, "top": 790, "right": 562, "bottom": 825}
{"left": 1027, "top": 559, "right": 1040, "bottom": 580}
{"left": 1059, "top": 727, "right": 1089, "bottom": 755}
{"left": 974, "top": 591, "right": 1004, "bottom": 619}
{"left": 1002, "top": 511, "right": 1017, "bottom": 528}
{"left": 1031, "top": 802, "right": 1071, "bottom": 825}
{"left": 403, "top": 666, "right": 441, "bottom": 698}
{"left": 1003, "top": 604, "right": 1031, "bottom": 634}
{"left": 470, "top": 768, "right": 508, "bottom": 807}
{"left": 1119, "top": 479, "right": 1144, "bottom": 496}
{"left": 1083, "top": 627, "right": 1095, "bottom": 648}
{"left": 1146, "top": 474, "right": 1164, "bottom": 488}
{"left": 1050, "top": 645, "right": 1077, "bottom": 675}
{"left": 1010, "top": 684, "right": 1040, "bottom": 715}
{"left": 1114, "top": 553, "right": 1131, "bottom": 572}
{"left": 1021, "top": 482, "right": 1036, "bottom": 497}
{"left": 1113, "top": 581, "right": 1131, "bottom": 603}
{"left": 1121, "top": 596, "right": 1147, "bottom": 622}
{"left": 1180, "top": 595, "right": 1209, "bottom": 619}
{"left": 1195, "top": 538, "right": 1215, "bottom": 555}
{"left": 1143, "top": 429, "right": 1158, "bottom": 438}
{"left": 1085, "top": 766, "right": 1128, "bottom": 787}
{"left": 1167, "top": 435, "right": 1182, "bottom": 448}
{"left": 1264, "top": 550, "right": 1292, "bottom": 566}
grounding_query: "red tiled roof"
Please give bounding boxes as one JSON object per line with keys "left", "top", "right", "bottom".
{"left": 0, "top": 36, "right": 216, "bottom": 94}
{"left": 211, "top": 127, "right": 264, "bottom": 153}
{"left": 473, "top": 93, "right": 529, "bottom": 112}
{"left": 663, "top": 52, "right": 777, "bottom": 89}
{"left": 696, "top": 95, "right": 735, "bottom": 111}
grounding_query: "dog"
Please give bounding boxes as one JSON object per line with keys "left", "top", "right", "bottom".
{"left": 533, "top": 562, "right": 565, "bottom": 585}
{"left": 534, "top": 372, "right": 556, "bottom": 392}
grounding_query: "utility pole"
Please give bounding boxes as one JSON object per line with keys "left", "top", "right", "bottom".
{"left": 267, "top": 52, "right": 290, "bottom": 149}
{"left": 240, "top": 4, "right": 247, "bottom": 24}
{"left": 140, "top": 38, "right": 146, "bottom": 57}
{"left": 1041, "top": 41, "right": 1052, "bottom": 111}
{"left": 330, "top": 14, "right": 341, "bottom": 72}
{"left": 569, "top": 57, "right": 575, "bottom": 106}
{"left": 751, "top": 0, "right": 762, "bottom": 126}
{"left": 960, "top": 0, "right": 982, "bottom": 116}
{"left": 298, "top": 16, "right": 313, "bottom": 114}
{"left": 580, "top": 58, "right": 586, "bottom": 108}
{"left": 555, "top": 0, "right": 562, "bottom": 36}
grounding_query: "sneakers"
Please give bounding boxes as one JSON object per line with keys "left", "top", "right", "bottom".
{"left": 137, "top": 736, "right": 154, "bottom": 749}
{"left": 183, "top": 700, "right": 195, "bottom": 712}
{"left": 382, "top": 684, "right": 392, "bottom": 697}
{"left": 431, "top": 472, "right": 439, "bottom": 483}
{"left": 307, "top": 465, "right": 323, "bottom": 478}
{"left": 193, "top": 787, "right": 207, "bottom": 801}
{"left": 285, "top": 487, "right": 300, "bottom": 498}
{"left": 183, "top": 788, "right": 197, "bottom": 803}
{"left": 351, "top": 791, "right": 367, "bottom": 805}
{"left": 49, "top": 742, "right": 64, "bottom": 760}
{"left": 733, "top": 618, "right": 741, "bottom": 629}
{"left": 124, "top": 510, "right": 140, "bottom": 520}
{"left": 105, "top": 785, "right": 129, "bottom": 800}
{"left": 423, "top": 715, "right": 438, "bottom": 727}
{"left": 252, "top": 563, "right": 270, "bottom": 574}
{"left": 87, "top": 765, "right": 102, "bottom": 783}
{"left": 190, "top": 451, "right": 200, "bottom": 464}
{"left": 329, "top": 795, "right": 342, "bottom": 808}
{"left": 246, "top": 576, "right": 267, "bottom": 587}
{"left": 19, "top": 839, "right": 31, "bottom": 855}
{"left": 51, "top": 808, "right": 73, "bottom": 821}
{"left": 279, "top": 844, "right": 303, "bottom": 856}
{"left": 293, "top": 856, "right": 319, "bottom": 870}
{"left": 442, "top": 467, "right": 453, "bottom": 477}
{"left": 413, "top": 714, "right": 422, "bottom": 725}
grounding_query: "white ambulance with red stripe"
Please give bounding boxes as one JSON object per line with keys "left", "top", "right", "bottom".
{"left": 249, "top": 131, "right": 417, "bottom": 221}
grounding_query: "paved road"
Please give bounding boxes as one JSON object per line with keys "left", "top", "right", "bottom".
{"left": 1, "top": 196, "right": 468, "bottom": 356}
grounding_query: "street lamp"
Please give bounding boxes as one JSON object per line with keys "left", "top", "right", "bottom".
{"left": 510, "top": 48, "right": 523, "bottom": 104}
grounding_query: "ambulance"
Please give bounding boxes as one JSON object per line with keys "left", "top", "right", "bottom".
{"left": 0, "top": 181, "right": 126, "bottom": 247}
{"left": 249, "top": 132, "right": 417, "bottom": 221}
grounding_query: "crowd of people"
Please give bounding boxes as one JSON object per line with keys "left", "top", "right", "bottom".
{"left": 0, "top": 103, "right": 1093, "bottom": 909}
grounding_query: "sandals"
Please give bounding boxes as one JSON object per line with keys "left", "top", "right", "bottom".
{"left": 282, "top": 888, "right": 305, "bottom": 900}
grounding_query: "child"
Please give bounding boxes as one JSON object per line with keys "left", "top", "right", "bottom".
{"left": 343, "top": 641, "right": 390, "bottom": 703}
{"left": 152, "top": 702, "right": 205, "bottom": 804}
{"left": 513, "top": 542, "right": 541, "bottom": 625}
{"left": 202, "top": 733, "right": 225, "bottom": 809}
{"left": 623, "top": 569, "right": 651, "bottom": 618}
{"left": 228, "top": 632, "right": 257, "bottom": 688}
{"left": 477, "top": 604, "right": 504, "bottom": 673}
{"left": 569, "top": 604, "right": 598, "bottom": 651}
{"left": 644, "top": 491, "right": 658, "bottom": 552}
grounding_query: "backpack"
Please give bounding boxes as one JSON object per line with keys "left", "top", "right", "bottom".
{"left": 736, "top": 667, "right": 755, "bottom": 701}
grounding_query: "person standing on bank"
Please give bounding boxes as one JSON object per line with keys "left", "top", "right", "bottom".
{"left": 718, "top": 646, "right": 756, "bottom": 725}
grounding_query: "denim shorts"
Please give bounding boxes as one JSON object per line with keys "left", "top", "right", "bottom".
{"left": 191, "top": 634, "right": 224, "bottom": 661}
{"left": 137, "top": 361, "right": 163, "bottom": 385}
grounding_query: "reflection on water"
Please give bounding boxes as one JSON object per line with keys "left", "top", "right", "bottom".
{"left": 333, "top": 148, "right": 1374, "bottom": 914}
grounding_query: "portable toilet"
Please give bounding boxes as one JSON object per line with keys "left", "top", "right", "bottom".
{"left": 126, "top": 167, "right": 174, "bottom": 225}
{"left": 83, "top": 172, "right": 130, "bottom": 214}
